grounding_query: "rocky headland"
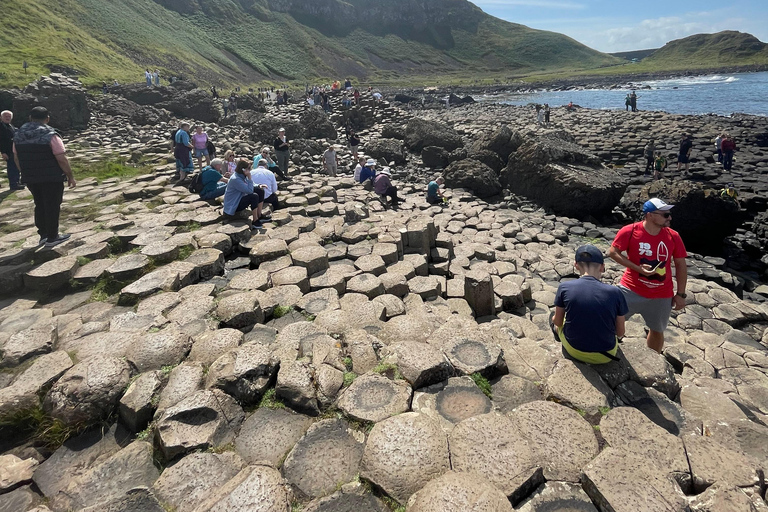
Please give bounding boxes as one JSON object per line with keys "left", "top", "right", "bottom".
{"left": 0, "top": 75, "right": 767, "bottom": 512}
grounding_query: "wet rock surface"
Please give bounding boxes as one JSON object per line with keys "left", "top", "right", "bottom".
{"left": 0, "top": 77, "right": 767, "bottom": 511}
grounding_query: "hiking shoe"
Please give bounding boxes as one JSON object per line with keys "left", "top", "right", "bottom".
{"left": 44, "top": 234, "right": 71, "bottom": 248}
{"left": 37, "top": 237, "right": 47, "bottom": 247}
{"left": 250, "top": 222, "right": 263, "bottom": 230}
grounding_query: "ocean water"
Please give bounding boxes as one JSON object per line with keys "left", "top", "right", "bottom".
{"left": 478, "top": 71, "right": 768, "bottom": 117}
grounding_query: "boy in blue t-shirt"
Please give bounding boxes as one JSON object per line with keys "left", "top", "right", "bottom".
{"left": 551, "top": 244, "right": 628, "bottom": 364}
{"left": 426, "top": 176, "right": 445, "bottom": 204}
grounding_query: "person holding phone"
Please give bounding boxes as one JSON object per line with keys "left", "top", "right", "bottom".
{"left": 223, "top": 160, "right": 269, "bottom": 229}
{"left": 608, "top": 198, "right": 688, "bottom": 353}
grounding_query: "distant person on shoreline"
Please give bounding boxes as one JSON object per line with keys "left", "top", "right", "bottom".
{"left": 536, "top": 104, "right": 545, "bottom": 125}
{"left": 630, "top": 90, "right": 638, "bottom": 112}
{"left": 544, "top": 103, "right": 551, "bottom": 124}
{"left": 714, "top": 133, "right": 724, "bottom": 164}
{"left": 721, "top": 133, "right": 736, "bottom": 171}
{"left": 677, "top": 133, "right": 693, "bottom": 173}
{"left": 643, "top": 139, "right": 655, "bottom": 176}
{"left": 625, "top": 93, "right": 631, "bottom": 111}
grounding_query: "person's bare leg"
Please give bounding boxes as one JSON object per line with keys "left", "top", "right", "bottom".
{"left": 197, "top": 157, "right": 203, "bottom": 171}
{"left": 256, "top": 203, "right": 263, "bottom": 219}
{"left": 205, "top": 154, "right": 211, "bottom": 167}
{"left": 647, "top": 330, "right": 664, "bottom": 353}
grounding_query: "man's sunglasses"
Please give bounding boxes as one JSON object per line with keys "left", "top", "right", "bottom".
{"left": 652, "top": 212, "right": 672, "bottom": 218}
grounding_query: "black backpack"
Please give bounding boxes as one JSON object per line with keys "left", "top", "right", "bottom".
{"left": 171, "top": 129, "right": 179, "bottom": 142}
{"left": 206, "top": 139, "right": 216, "bottom": 158}
{"left": 188, "top": 173, "right": 204, "bottom": 194}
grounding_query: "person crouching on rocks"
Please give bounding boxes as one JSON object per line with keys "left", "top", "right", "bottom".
{"left": 550, "top": 245, "right": 628, "bottom": 364}
{"left": 373, "top": 167, "right": 399, "bottom": 209}
{"left": 199, "top": 158, "right": 229, "bottom": 200}
{"left": 608, "top": 198, "right": 688, "bottom": 353}
{"left": 223, "top": 160, "right": 270, "bottom": 230}
{"left": 360, "top": 158, "right": 377, "bottom": 190}
{"left": 174, "top": 123, "right": 194, "bottom": 182}
{"left": 252, "top": 159, "right": 280, "bottom": 214}
{"left": 653, "top": 152, "right": 667, "bottom": 181}
{"left": 426, "top": 176, "right": 445, "bottom": 205}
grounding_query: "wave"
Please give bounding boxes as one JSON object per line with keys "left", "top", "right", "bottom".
{"left": 646, "top": 74, "right": 739, "bottom": 88}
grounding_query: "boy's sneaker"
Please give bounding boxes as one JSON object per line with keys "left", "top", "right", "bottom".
{"left": 37, "top": 237, "right": 47, "bottom": 247}
{"left": 44, "top": 234, "right": 71, "bottom": 248}
{"left": 250, "top": 222, "right": 263, "bottom": 231}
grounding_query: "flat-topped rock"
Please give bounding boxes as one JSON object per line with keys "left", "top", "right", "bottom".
{"left": 337, "top": 372, "right": 412, "bottom": 422}
{"left": 24, "top": 255, "right": 80, "bottom": 290}
{"left": 407, "top": 471, "right": 514, "bottom": 512}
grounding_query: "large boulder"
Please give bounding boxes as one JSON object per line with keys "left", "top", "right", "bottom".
{"left": 405, "top": 118, "right": 464, "bottom": 152}
{"left": 12, "top": 74, "right": 90, "bottom": 130}
{"left": 444, "top": 159, "right": 502, "bottom": 198}
{"left": 158, "top": 88, "right": 221, "bottom": 123}
{"left": 109, "top": 83, "right": 178, "bottom": 105}
{"left": 469, "top": 126, "right": 525, "bottom": 163}
{"left": 299, "top": 107, "right": 337, "bottom": 140}
{"left": 366, "top": 138, "right": 406, "bottom": 165}
{"left": 250, "top": 118, "right": 304, "bottom": 146}
{"left": 621, "top": 180, "right": 741, "bottom": 253}
{"left": 94, "top": 95, "right": 170, "bottom": 126}
{"left": 500, "top": 132, "right": 627, "bottom": 217}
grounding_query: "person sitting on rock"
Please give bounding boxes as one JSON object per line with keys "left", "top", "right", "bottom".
{"left": 373, "top": 167, "right": 399, "bottom": 209}
{"left": 174, "top": 123, "right": 194, "bottom": 182}
{"left": 551, "top": 245, "right": 628, "bottom": 364}
{"left": 223, "top": 160, "right": 269, "bottom": 229}
{"left": 223, "top": 150, "right": 236, "bottom": 177}
{"left": 199, "top": 158, "right": 229, "bottom": 200}
{"left": 360, "top": 158, "right": 377, "bottom": 186}
{"left": 253, "top": 146, "right": 289, "bottom": 181}
{"left": 252, "top": 159, "right": 280, "bottom": 214}
{"left": 426, "top": 176, "right": 445, "bottom": 205}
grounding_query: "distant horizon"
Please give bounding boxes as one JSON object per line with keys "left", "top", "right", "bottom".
{"left": 472, "top": 0, "right": 768, "bottom": 53}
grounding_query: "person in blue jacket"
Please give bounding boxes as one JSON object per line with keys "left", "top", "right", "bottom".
{"left": 199, "top": 158, "right": 228, "bottom": 199}
{"left": 360, "top": 158, "right": 376, "bottom": 183}
{"left": 223, "top": 160, "right": 269, "bottom": 229}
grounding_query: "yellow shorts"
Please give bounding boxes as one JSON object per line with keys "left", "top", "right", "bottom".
{"left": 557, "top": 325, "right": 619, "bottom": 365}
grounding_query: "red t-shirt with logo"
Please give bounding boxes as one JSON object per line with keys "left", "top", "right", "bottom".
{"left": 611, "top": 222, "right": 687, "bottom": 299}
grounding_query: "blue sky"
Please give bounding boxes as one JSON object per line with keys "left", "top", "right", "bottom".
{"left": 472, "top": 0, "right": 768, "bottom": 52}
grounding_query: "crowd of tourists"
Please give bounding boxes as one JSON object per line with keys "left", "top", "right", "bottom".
{"left": 640, "top": 131, "right": 738, "bottom": 181}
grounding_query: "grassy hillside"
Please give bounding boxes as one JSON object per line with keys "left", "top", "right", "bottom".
{"left": 0, "top": 0, "right": 621, "bottom": 90}
{"left": 641, "top": 31, "right": 768, "bottom": 69}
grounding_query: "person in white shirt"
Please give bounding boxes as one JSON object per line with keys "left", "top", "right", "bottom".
{"left": 251, "top": 159, "right": 279, "bottom": 211}
{"left": 353, "top": 155, "right": 366, "bottom": 182}
{"left": 323, "top": 144, "right": 338, "bottom": 177}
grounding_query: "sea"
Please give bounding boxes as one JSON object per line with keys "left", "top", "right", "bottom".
{"left": 477, "top": 71, "right": 768, "bottom": 117}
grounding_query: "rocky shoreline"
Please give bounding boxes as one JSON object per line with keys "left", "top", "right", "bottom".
{"left": 0, "top": 75, "right": 767, "bottom": 512}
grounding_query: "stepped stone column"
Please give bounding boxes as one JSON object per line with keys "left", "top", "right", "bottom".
{"left": 464, "top": 270, "right": 495, "bottom": 318}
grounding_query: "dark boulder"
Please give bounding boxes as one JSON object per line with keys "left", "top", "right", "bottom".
{"left": 394, "top": 94, "right": 419, "bottom": 103}
{"left": 95, "top": 96, "right": 170, "bottom": 126}
{"left": 469, "top": 126, "right": 524, "bottom": 164}
{"left": 292, "top": 138, "right": 325, "bottom": 157}
{"left": 300, "top": 107, "right": 337, "bottom": 140}
{"left": 500, "top": 132, "right": 627, "bottom": 218}
{"left": 110, "top": 83, "right": 176, "bottom": 105}
{"left": 404, "top": 118, "right": 463, "bottom": 152}
{"left": 755, "top": 211, "right": 768, "bottom": 249}
{"left": 236, "top": 94, "right": 264, "bottom": 111}
{"left": 421, "top": 146, "right": 449, "bottom": 169}
{"left": 444, "top": 159, "right": 502, "bottom": 198}
{"left": 158, "top": 89, "right": 221, "bottom": 123}
{"left": 12, "top": 74, "right": 90, "bottom": 130}
{"left": 0, "top": 90, "right": 15, "bottom": 114}
{"left": 467, "top": 149, "right": 504, "bottom": 173}
{"left": 381, "top": 124, "right": 406, "bottom": 140}
{"left": 448, "top": 93, "right": 475, "bottom": 105}
{"left": 622, "top": 180, "right": 741, "bottom": 253}
{"left": 366, "top": 138, "right": 406, "bottom": 165}
{"left": 250, "top": 118, "right": 304, "bottom": 146}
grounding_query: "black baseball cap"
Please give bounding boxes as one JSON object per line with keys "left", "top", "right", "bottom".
{"left": 575, "top": 244, "right": 604, "bottom": 265}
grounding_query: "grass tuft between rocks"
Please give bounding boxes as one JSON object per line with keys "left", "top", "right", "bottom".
{"left": 343, "top": 372, "right": 357, "bottom": 388}
{"left": 272, "top": 305, "right": 293, "bottom": 319}
{"left": 470, "top": 372, "right": 492, "bottom": 399}
{"left": 258, "top": 388, "right": 286, "bottom": 410}
{"left": 382, "top": 496, "right": 406, "bottom": 512}
{"left": 372, "top": 362, "right": 403, "bottom": 381}
{"left": 0, "top": 404, "right": 90, "bottom": 451}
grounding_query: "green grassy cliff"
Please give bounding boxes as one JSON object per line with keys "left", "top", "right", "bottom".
{"left": 642, "top": 31, "right": 768, "bottom": 68}
{"left": 0, "top": 0, "right": 621, "bottom": 89}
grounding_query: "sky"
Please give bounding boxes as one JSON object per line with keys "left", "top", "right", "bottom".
{"left": 472, "top": 0, "right": 768, "bottom": 53}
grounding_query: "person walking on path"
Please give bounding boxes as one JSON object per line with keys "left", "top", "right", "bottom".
{"left": 643, "top": 139, "right": 655, "bottom": 176}
{"left": 174, "top": 123, "right": 194, "bottom": 182}
{"left": 274, "top": 128, "right": 291, "bottom": 177}
{"left": 550, "top": 245, "right": 628, "bottom": 364}
{"left": 1, "top": 110, "right": 23, "bottom": 190}
{"left": 12, "top": 106, "right": 76, "bottom": 247}
{"left": 714, "top": 133, "right": 724, "bottom": 164}
{"left": 721, "top": 134, "right": 736, "bottom": 171}
{"left": 145, "top": 69, "right": 152, "bottom": 87}
{"left": 677, "top": 134, "right": 693, "bottom": 173}
{"left": 607, "top": 198, "right": 688, "bottom": 353}
{"left": 191, "top": 125, "right": 211, "bottom": 171}
{"left": 323, "top": 144, "right": 338, "bottom": 177}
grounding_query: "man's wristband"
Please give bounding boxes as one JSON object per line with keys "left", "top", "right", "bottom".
{"left": 675, "top": 293, "right": 687, "bottom": 299}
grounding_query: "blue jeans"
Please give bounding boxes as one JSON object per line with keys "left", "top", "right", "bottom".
{"left": 200, "top": 182, "right": 227, "bottom": 200}
{"left": 6, "top": 157, "right": 20, "bottom": 187}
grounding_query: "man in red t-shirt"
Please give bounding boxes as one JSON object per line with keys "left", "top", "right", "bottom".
{"left": 608, "top": 198, "right": 688, "bottom": 353}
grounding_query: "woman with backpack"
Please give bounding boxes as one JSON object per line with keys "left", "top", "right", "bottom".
{"left": 193, "top": 158, "right": 229, "bottom": 200}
